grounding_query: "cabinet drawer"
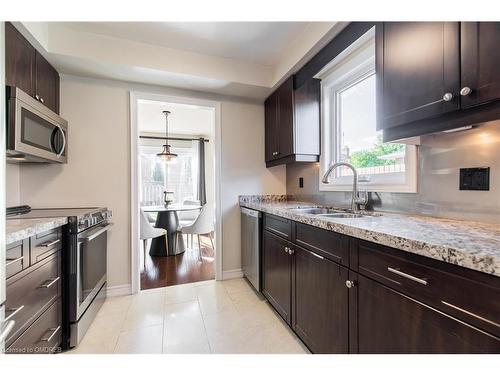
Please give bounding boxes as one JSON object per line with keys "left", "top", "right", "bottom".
{"left": 6, "top": 239, "right": 30, "bottom": 279}
{"left": 263, "top": 214, "right": 292, "bottom": 239}
{"left": 5, "top": 252, "right": 61, "bottom": 346}
{"left": 357, "top": 240, "right": 500, "bottom": 338}
{"left": 294, "top": 222, "right": 349, "bottom": 266}
{"left": 31, "top": 227, "right": 62, "bottom": 265}
{"left": 6, "top": 299, "right": 62, "bottom": 354}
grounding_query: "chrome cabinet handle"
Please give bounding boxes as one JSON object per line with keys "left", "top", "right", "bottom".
{"left": 346, "top": 280, "right": 356, "bottom": 288}
{"left": 284, "top": 246, "right": 290, "bottom": 254}
{"left": 305, "top": 249, "right": 324, "bottom": 260}
{"left": 40, "top": 326, "right": 61, "bottom": 342}
{"left": 442, "top": 92, "right": 454, "bottom": 102}
{"left": 35, "top": 94, "right": 40, "bottom": 100}
{"left": 460, "top": 87, "right": 472, "bottom": 96}
{"left": 441, "top": 301, "right": 500, "bottom": 328}
{"left": 38, "top": 276, "right": 60, "bottom": 289}
{"left": 40, "top": 97, "right": 44, "bottom": 103}
{"left": 39, "top": 239, "right": 60, "bottom": 247}
{"left": 5, "top": 305, "right": 24, "bottom": 321}
{"left": 6, "top": 256, "right": 23, "bottom": 267}
{"left": 288, "top": 248, "right": 295, "bottom": 255}
{"left": 387, "top": 267, "right": 428, "bottom": 285}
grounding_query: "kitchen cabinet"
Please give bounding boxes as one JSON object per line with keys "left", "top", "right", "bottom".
{"left": 256, "top": 211, "right": 500, "bottom": 353}
{"left": 376, "top": 22, "right": 460, "bottom": 130}
{"left": 264, "top": 76, "right": 320, "bottom": 167}
{"left": 5, "top": 22, "right": 36, "bottom": 97}
{"left": 354, "top": 274, "right": 500, "bottom": 353}
{"left": 262, "top": 230, "right": 292, "bottom": 324}
{"left": 377, "top": 22, "right": 500, "bottom": 141}
{"left": 5, "top": 22, "right": 60, "bottom": 114}
{"left": 460, "top": 22, "right": 500, "bottom": 108}
{"left": 34, "top": 52, "right": 60, "bottom": 114}
{"left": 293, "top": 246, "right": 348, "bottom": 353}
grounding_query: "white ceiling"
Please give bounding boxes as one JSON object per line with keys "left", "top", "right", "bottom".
{"left": 60, "top": 22, "right": 309, "bottom": 66}
{"left": 138, "top": 99, "right": 214, "bottom": 137}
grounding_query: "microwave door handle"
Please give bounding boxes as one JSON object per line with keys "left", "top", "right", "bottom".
{"left": 56, "top": 124, "right": 66, "bottom": 158}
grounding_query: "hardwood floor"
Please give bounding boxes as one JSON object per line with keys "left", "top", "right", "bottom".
{"left": 140, "top": 233, "right": 215, "bottom": 290}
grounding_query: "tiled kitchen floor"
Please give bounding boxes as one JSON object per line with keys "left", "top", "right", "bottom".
{"left": 69, "top": 278, "right": 308, "bottom": 354}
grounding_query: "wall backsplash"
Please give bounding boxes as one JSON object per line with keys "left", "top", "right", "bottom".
{"left": 287, "top": 121, "right": 500, "bottom": 224}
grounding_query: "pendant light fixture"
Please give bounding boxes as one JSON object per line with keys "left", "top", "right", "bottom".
{"left": 156, "top": 110, "right": 177, "bottom": 163}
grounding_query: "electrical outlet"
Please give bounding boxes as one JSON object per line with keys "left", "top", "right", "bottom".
{"left": 459, "top": 167, "right": 490, "bottom": 191}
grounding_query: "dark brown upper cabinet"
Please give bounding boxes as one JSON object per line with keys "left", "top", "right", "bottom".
{"left": 264, "top": 76, "right": 320, "bottom": 168}
{"left": 460, "top": 22, "right": 500, "bottom": 109}
{"left": 376, "top": 22, "right": 460, "bottom": 130}
{"left": 377, "top": 22, "right": 500, "bottom": 142}
{"left": 5, "top": 22, "right": 60, "bottom": 114}
{"left": 5, "top": 22, "right": 36, "bottom": 97}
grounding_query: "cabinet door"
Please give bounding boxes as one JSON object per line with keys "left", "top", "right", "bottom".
{"left": 5, "top": 22, "right": 35, "bottom": 96}
{"left": 35, "top": 52, "right": 60, "bottom": 114}
{"left": 293, "top": 246, "right": 348, "bottom": 353}
{"left": 377, "top": 22, "right": 460, "bottom": 130}
{"left": 356, "top": 274, "right": 500, "bottom": 353}
{"left": 277, "top": 77, "right": 294, "bottom": 159}
{"left": 262, "top": 230, "right": 292, "bottom": 324}
{"left": 264, "top": 92, "right": 278, "bottom": 162}
{"left": 461, "top": 22, "right": 500, "bottom": 108}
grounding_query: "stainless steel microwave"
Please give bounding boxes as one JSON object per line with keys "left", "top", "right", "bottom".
{"left": 6, "top": 86, "right": 68, "bottom": 163}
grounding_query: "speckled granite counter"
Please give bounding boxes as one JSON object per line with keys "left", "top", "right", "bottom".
{"left": 6, "top": 217, "right": 68, "bottom": 245}
{"left": 239, "top": 195, "right": 500, "bottom": 277}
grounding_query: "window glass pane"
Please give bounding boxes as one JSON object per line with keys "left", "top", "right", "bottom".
{"left": 139, "top": 141, "right": 198, "bottom": 206}
{"left": 337, "top": 73, "right": 405, "bottom": 177}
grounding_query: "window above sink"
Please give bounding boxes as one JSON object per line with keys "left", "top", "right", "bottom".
{"left": 317, "top": 27, "right": 418, "bottom": 193}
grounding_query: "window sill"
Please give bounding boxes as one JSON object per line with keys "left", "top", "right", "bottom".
{"left": 319, "top": 182, "right": 417, "bottom": 194}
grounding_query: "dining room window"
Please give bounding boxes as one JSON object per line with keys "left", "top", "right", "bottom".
{"left": 139, "top": 138, "right": 199, "bottom": 206}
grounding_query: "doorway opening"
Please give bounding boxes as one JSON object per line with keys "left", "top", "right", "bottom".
{"left": 130, "top": 93, "right": 222, "bottom": 292}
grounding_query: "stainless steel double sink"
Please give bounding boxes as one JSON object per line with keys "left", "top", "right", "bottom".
{"left": 288, "top": 207, "right": 372, "bottom": 219}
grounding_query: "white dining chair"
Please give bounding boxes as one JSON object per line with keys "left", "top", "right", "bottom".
{"left": 180, "top": 205, "right": 214, "bottom": 261}
{"left": 178, "top": 199, "right": 201, "bottom": 247}
{"left": 140, "top": 209, "right": 167, "bottom": 269}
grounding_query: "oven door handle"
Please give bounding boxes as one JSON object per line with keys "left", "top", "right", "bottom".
{"left": 78, "top": 223, "right": 114, "bottom": 242}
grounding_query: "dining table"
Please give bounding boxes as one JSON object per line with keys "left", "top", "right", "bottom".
{"left": 142, "top": 204, "right": 202, "bottom": 257}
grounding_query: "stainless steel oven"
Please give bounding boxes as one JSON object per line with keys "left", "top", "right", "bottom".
{"left": 6, "top": 86, "right": 68, "bottom": 163}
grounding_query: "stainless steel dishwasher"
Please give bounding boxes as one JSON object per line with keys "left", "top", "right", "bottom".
{"left": 240, "top": 207, "right": 262, "bottom": 291}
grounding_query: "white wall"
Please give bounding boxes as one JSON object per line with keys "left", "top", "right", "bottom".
{"left": 17, "top": 75, "right": 286, "bottom": 288}
{"left": 6, "top": 163, "right": 20, "bottom": 207}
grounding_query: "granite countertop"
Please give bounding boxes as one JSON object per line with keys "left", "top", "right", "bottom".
{"left": 239, "top": 195, "right": 500, "bottom": 277}
{"left": 6, "top": 217, "right": 68, "bottom": 245}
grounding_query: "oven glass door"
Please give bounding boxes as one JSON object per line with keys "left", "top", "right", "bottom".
{"left": 77, "top": 224, "right": 109, "bottom": 318}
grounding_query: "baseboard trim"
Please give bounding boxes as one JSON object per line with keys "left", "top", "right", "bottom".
{"left": 106, "top": 283, "right": 132, "bottom": 297}
{"left": 222, "top": 268, "right": 244, "bottom": 280}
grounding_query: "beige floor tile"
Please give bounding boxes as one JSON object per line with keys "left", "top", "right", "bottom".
{"left": 122, "top": 295, "right": 165, "bottom": 331}
{"left": 235, "top": 301, "right": 282, "bottom": 328}
{"left": 165, "top": 286, "right": 197, "bottom": 305}
{"left": 198, "top": 294, "right": 236, "bottom": 315}
{"left": 163, "top": 301, "right": 211, "bottom": 354}
{"left": 97, "top": 295, "right": 133, "bottom": 317}
{"left": 203, "top": 309, "right": 248, "bottom": 337}
{"left": 229, "top": 289, "right": 266, "bottom": 307}
{"left": 114, "top": 325, "right": 163, "bottom": 354}
{"left": 222, "top": 278, "right": 253, "bottom": 294}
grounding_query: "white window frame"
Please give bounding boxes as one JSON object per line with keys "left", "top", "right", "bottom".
{"left": 318, "top": 31, "right": 418, "bottom": 193}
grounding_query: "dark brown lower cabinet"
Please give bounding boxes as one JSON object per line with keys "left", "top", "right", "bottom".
{"left": 293, "top": 246, "right": 348, "bottom": 353}
{"left": 355, "top": 274, "right": 500, "bottom": 353}
{"left": 262, "top": 230, "right": 292, "bottom": 324}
